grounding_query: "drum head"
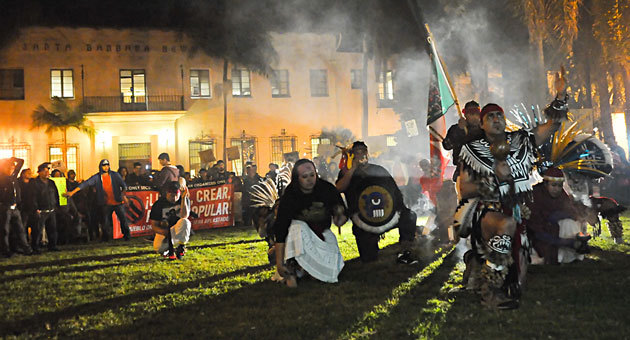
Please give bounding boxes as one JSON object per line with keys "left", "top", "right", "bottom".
{"left": 357, "top": 184, "right": 398, "bottom": 227}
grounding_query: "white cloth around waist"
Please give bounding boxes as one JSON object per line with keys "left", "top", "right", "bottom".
{"left": 284, "top": 220, "right": 344, "bottom": 283}
{"left": 153, "top": 218, "right": 191, "bottom": 255}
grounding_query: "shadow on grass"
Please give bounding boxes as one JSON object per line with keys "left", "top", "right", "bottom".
{"left": 0, "top": 239, "right": 265, "bottom": 273}
{"left": 340, "top": 251, "right": 459, "bottom": 340}
{"left": 0, "top": 249, "right": 155, "bottom": 272}
{"left": 0, "top": 263, "right": 272, "bottom": 338}
{"left": 435, "top": 247, "right": 630, "bottom": 340}
{"left": 188, "top": 238, "right": 264, "bottom": 250}
{"left": 70, "top": 245, "right": 453, "bottom": 340}
{"left": 1, "top": 256, "right": 157, "bottom": 283}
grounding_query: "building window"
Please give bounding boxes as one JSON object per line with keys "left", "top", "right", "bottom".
{"left": 0, "top": 143, "right": 30, "bottom": 170}
{"left": 51, "top": 69, "right": 74, "bottom": 98}
{"left": 120, "top": 69, "right": 146, "bottom": 104}
{"left": 350, "top": 69, "right": 362, "bottom": 89}
{"left": 190, "top": 69, "right": 211, "bottom": 98}
{"left": 118, "top": 143, "right": 151, "bottom": 171}
{"left": 189, "top": 140, "right": 215, "bottom": 174}
{"left": 48, "top": 145, "right": 78, "bottom": 173}
{"left": 271, "top": 69, "right": 290, "bottom": 97}
{"left": 310, "top": 136, "right": 331, "bottom": 158}
{"left": 378, "top": 70, "right": 394, "bottom": 107}
{"left": 232, "top": 68, "right": 251, "bottom": 97}
{"left": 310, "top": 69, "right": 328, "bottom": 97}
{"left": 230, "top": 137, "right": 257, "bottom": 176}
{"left": 271, "top": 135, "right": 297, "bottom": 165}
{"left": 0, "top": 69, "right": 24, "bottom": 100}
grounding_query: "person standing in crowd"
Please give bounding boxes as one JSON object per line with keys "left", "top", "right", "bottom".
{"left": 442, "top": 100, "right": 484, "bottom": 181}
{"left": 274, "top": 159, "right": 347, "bottom": 287}
{"left": 66, "top": 170, "right": 80, "bottom": 191}
{"left": 265, "top": 163, "right": 279, "bottom": 183}
{"left": 149, "top": 181, "right": 191, "bottom": 260}
{"left": 176, "top": 165, "right": 187, "bottom": 189}
{"left": 65, "top": 159, "right": 130, "bottom": 241}
{"left": 30, "top": 162, "right": 60, "bottom": 253}
{"left": 313, "top": 157, "right": 330, "bottom": 183}
{"left": 0, "top": 157, "right": 33, "bottom": 257}
{"left": 126, "top": 162, "right": 150, "bottom": 186}
{"left": 18, "top": 168, "right": 35, "bottom": 247}
{"left": 154, "top": 153, "right": 179, "bottom": 193}
{"left": 211, "top": 160, "right": 234, "bottom": 182}
{"left": 51, "top": 169, "right": 63, "bottom": 178}
{"left": 118, "top": 167, "right": 129, "bottom": 183}
{"left": 194, "top": 168, "right": 210, "bottom": 183}
{"left": 242, "top": 165, "right": 263, "bottom": 227}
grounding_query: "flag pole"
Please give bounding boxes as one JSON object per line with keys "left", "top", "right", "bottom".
{"left": 425, "top": 24, "right": 463, "bottom": 119}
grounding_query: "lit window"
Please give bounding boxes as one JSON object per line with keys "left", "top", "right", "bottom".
{"left": 271, "top": 70, "right": 290, "bottom": 97}
{"left": 189, "top": 140, "right": 215, "bottom": 172}
{"left": 232, "top": 68, "right": 251, "bottom": 97}
{"left": 120, "top": 69, "right": 146, "bottom": 104}
{"left": 48, "top": 145, "right": 78, "bottom": 173}
{"left": 0, "top": 69, "right": 24, "bottom": 100}
{"left": 310, "top": 70, "right": 328, "bottom": 97}
{"left": 51, "top": 69, "right": 74, "bottom": 98}
{"left": 0, "top": 143, "right": 30, "bottom": 170}
{"left": 310, "top": 136, "right": 331, "bottom": 158}
{"left": 271, "top": 135, "right": 297, "bottom": 165}
{"left": 190, "top": 69, "right": 211, "bottom": 98}
{"left": 350, "top": 69, "right": 362, "bottom": 89}
{"left": 231, "top": 137, "right": 257, "bottom": 176}
{"left": 378, "top": 70, "right": 394, "bottom": 106}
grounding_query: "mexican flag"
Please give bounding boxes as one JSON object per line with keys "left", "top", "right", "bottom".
{"left": 426, "top": 35, "right": 455, "bottom": 179}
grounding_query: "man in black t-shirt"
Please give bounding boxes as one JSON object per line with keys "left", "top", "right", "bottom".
{"left": 149, "top": 181, "right": 191, "bottom": 259}
{"left": 336, "top": 141, "right": 418, "bottom": 264}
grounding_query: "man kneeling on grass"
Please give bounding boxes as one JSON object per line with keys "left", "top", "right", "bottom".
{"left": 150, "top": 181, "right": 191, "bottom": 260}
{"left": 273, "top": 159, "right": 347, "bottom": 287}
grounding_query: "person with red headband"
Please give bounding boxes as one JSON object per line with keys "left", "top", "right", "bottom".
{"left": 442, "top": 100, "right": 484, "bottom": 181}
{"left": 455, "top": 70, "right": 568, "bottom": 309}
{"left": 149, "top": 181, "right": 191, "bottom": 260}
{"left": 525, "top": 167, "right": 594, "bottom": 264}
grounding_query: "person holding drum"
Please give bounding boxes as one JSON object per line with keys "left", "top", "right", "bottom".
{"left": 336, "top": 141, "right": 418, "bottom": 264}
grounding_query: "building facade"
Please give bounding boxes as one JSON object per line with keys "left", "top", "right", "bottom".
{"left": 0, "top": 27, "right": 402, "bottom": 178}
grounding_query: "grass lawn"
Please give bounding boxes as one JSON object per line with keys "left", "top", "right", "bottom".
{"left": 1, "top": 214, "right": 629, "bottom": 339}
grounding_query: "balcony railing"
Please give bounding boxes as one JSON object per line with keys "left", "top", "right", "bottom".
{"left": 83, "top": 95, "right": 184, "bottom": 113}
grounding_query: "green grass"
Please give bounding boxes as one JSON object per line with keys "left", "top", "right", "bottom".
{"left": 1, "top": 214, "right": 629, "bottom": 339}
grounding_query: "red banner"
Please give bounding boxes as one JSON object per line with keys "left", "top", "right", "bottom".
{"left": 113, "top": 182, "right": 234, "bottom": 238}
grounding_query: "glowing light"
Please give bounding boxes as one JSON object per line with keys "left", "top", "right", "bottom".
{"left": 612, "top": 112, "right": 628, "bottom": 160}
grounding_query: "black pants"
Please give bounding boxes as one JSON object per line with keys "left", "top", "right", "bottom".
{"left": 1, "top": 207, "right": 32, "bottom": 255}
{"left": 33, "top": 210, "right": 57, "bottom": 250}
{"left": 352, "top": 208, "right": 417, "bottom": 262}
{"left": 102, "top": 204, "right": 130, "bottom": 240}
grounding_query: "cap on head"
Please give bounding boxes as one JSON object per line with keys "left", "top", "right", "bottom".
{"left": 463, "top": 100, "right": 481, "bottom": 116}
{"left": 543, "top": 167, "right": 565, "bottom": 182}
{"left": 351, "top": 141, "right": 368, "bottom": 151}
{"left": 480, "top": 103, "right": 504, "bottom": 122}
{"left": 165, "top": 181, "right": 180, "bottom": 194}
{"left": 37, "top": 162, "right": 51, "bottom": 173}
{"left": 216, "top": 160, "right": 225, "bottom": 165}
{"left": 158, "top": 153, "right": 170, "bottom": 162}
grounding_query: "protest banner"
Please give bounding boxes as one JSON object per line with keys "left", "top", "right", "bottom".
{"left": 113, "top": 181, "right": 234, "bottom": 238}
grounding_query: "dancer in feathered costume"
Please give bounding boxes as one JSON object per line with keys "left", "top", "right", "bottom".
{"left": 455, "top": 70, "right": 569, "bottom": 309}
{"left": 249, "top": 160, "right": 295, "bottom": 282}
{"left": 534, "top": 113, "right": 624, "bottom": 244}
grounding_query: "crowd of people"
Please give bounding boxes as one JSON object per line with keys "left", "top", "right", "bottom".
{"left": 1, "top": 71, "right": 627, "bottom": 312}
